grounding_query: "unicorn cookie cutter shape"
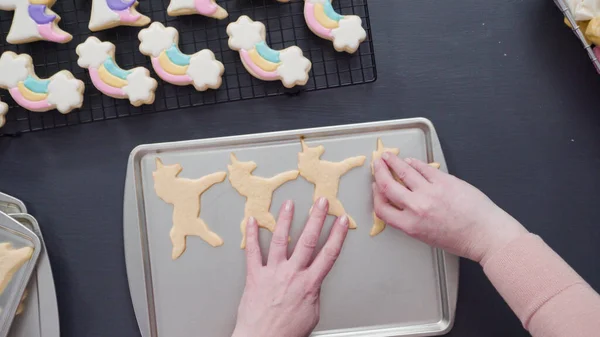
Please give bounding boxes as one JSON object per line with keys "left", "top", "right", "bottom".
{"left": 167, "top": 0, "right": 227, "bottom": 19}
{"left": 88, "top": 0, "right": 150, "bottom": 31}
{"left": 0, "top": 0, "right": 71, "bottom": 44}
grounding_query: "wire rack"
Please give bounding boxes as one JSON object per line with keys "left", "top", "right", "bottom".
{"left": 0, "top": 0, "right": 376, "bottom": 135}
{"left": 555, "top": 0, "right": 600, "bottom": 73}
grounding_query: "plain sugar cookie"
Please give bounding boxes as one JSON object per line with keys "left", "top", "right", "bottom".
{"left": 228, "top": 153, "right": 299, "bottom": 249}
{"left": 298, "top": 139, "right": 365, "bottom": 229}
{"left": 153, "top": 158, "right": 226, "bottom": 260}
{"left": 167, "top": 0, "right": 227, "bottom": 18}
{"left": 227, "top": 15, "right": 312, "bottom": 88}
{"left": 138, "top": 22, "right": 224, "bottom": 91}
{"left": 77, "top": 37, "right": 157, "bottom": 107}
{"left": 0, "top": 0, "right": 72, "bottom": 44}
{"left": 88, "top": 0, "right": 150, "bottom": 31}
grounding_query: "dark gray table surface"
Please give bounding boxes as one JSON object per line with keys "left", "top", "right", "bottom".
{"left": 2, "top": 0, "right": 600, "bottom": 336}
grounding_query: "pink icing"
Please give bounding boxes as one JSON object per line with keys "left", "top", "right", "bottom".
{"left": 37, "top": 23, "right": 70, "bottom": 43}
{"left": 89, "top": 68, "right": 127, "bottom": 98}
{"left": 194, "top": 0, "right": 218, "bottom": 15}
{"left": 304, "top": 2, "right": 333, "bottom": 38}
{"left": 9, "top": 87, "right": 51, "bottom": 111}
{"left": 116, "top": 9, "right": 141, "bottom": 23}
{"left": 240, "top": 49, "right": 279, "bottom": 80}
{"left": 151, "top": 58, "right": 192, "bottom": 85}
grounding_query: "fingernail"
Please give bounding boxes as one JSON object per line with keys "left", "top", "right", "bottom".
{"left": 382, "top": 152, "right": 389, "bottom": 160}
{"left": 339, "top": 215, "right": 348, "bottom": 227}
{"left": 404, "top": 157, "right": 412, "bottom": 164}
{"left": 285, "top": 200, "right": 293, "bottom": 212}
{"left": 317, "top": 197, "right": 328, "bottom": 210}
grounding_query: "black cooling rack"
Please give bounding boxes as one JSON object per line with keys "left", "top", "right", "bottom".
{"left": 0, "top": 0, "right": 376, "bottom": 134}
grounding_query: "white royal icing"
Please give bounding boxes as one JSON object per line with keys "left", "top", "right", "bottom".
{"left": 138, "top": 22, "right": 178, "bottom": 58}
{"left": 0, "top": 52, "right": 30, "bottom": 88}
{"left": 0, "top": 100, "right": 8, "bottom": 128}
{"left": 331, "top": 15, "right": 366, "bottom": 53}
{"left": 575, "top": 0, "right": 600, "bottom": 21}
{"left": 76, "top": 36, "right": 114, "bottom": 69}
{"left": 89, "top": 0, "right": 120, "bottom": 31}
{"left": 1, "top": 1, "right": 42, "bottom": 43}
{"left": 226, "top": 15, "right": 266, "bottom": 51}
{"left": 47, "top": 72, "right": 84, "bottom": 114}
{"left": 187, "top": 49, "right": 224, "bottom": 90}
{"left": 122, "top": 68, "right": 157, "bottom": 105}
{"left": 276, "top": 46, "right": 311, "bottom": 88}
{"left": 306, "top": 0, "right": 329, "bottom": 3}
{"left": 167, "top": 0, "right": 194, "bottom": 13}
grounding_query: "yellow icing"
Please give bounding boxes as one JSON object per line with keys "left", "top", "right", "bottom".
{"left": 314, "top": 3, "right": 339, "bottom": 29}
{"left": 248, "top": 49, "right": 279, "bottom": 72}
{"left": 159, "top": 51, "right": 189, "bottom": 75}
{"left": 17, "top": 82, "right": 47, "bottom": 101}
{"left": 98, "top": 65, "right": 127, "bottom": 88}
{"left": 29, "top": 0, "right": 52, "bottom": 5}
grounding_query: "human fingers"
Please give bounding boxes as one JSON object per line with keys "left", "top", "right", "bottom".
{"left": 245, "top": 217, "right": 263, "bottom": 273}
{"left": 373, "top": 158, "right": 411, "bottom": 208}
{"left": 308, "top": 214, "right": 349, "bottom": 285}
{"left": 404, "top": 158, "right": 442, "bottom": 183}
{"left": 372, "top": 183, "right": 417, "bottom": 235}
{"left": 267, "top": 200, "right": 294, "bottom": 265}
{"left": 290, "top": 197, "right": 328, "bottom": 269}
{"left": 381, "top": 153, "right": 428, "bottom": 190}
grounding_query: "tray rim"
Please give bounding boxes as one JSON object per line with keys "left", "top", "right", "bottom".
{"left": 0, "top": 193, "right": 27, "bottom": 215}
{"left": 124, "top": 118, "right": 459, "bottom": 337}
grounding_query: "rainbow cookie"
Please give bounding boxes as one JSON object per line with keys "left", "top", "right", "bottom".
{"left": 167, "top": 0, "right": 227, "bottom": 19}
{"left": 76, "top": 37, "right": 158, "bottom": 107}
{"left": 0, "top": 100, "right": 7, "bottom": 128}
{"left": 303, "top": 0, "right": 366, "bottom": 53}
{"left": 0, "top": 52, "right": 84, "bottom": 118}
{"left": 89, "top": 0, "right": 150, "bottom": 31}
{"left": 0, "top": 0, "right": 72, "bottom": 44}
{"left": 227, "top": 15, "right": 312, "bottom": 89}
{"left": 138, "top": 22, "right": 224, "bottom": 91}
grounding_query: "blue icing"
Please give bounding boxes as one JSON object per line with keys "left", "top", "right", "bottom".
{"left": 255, "top": 41, "right": 280, "bottom": 64}
{"left": 103, "top": 57, "right": 131, "bottom": 80}
{"left": 166, "top": 45, "right": 191, "bottom": 66}
{"left": 23, "top": 76, "right": 49, "bottom": 94}
{"left": 323, "top": 1, "right": 343, "bottom": 22}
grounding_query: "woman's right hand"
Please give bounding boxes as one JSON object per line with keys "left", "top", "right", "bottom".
{"left": 372, "top": 154, "right": 528, "bottom": 264}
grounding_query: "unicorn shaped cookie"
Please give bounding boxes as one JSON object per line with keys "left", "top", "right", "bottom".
{"left": 298, "top": 139, "right": 365, "bottom": 229}
{"left": 0, "top": 0, "right": 72, "bottom": 44}
{"left": 153, "top": 158, "right": 227, "bottom": 260}
{"left": 167, "top": 0, "right": 227, "bottom": 19}
{"left": 227, "top": 15, "right": 312, "bottom": 89}
{"left": 303, "top": 0, "right": 366, "bottom": 53}
{"left": 0, "top": 52, "right": 84, "bottom": 119}
{"left": 77, "top": 37, "right": 157, "bottom": 107}
{"left": 228, "top": 153, "right": 299, "bottom": 249}
{"left": 88, "top": 0, "right": 150, "bottom": 31}
{"left": 138, "top": 22, "right": 224, "bottom": 91}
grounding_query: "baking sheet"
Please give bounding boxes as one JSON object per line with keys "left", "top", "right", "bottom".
{"left": 0, "top": 194, "right": 27, "bottom": 215}
{"left": 8, "top": 213, "right": 60, "bottom": 337}
{"left": 124, "top": 118, "right": 459, "bottom": 337}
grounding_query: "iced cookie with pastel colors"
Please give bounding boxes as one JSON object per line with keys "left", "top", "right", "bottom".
{"left": 77, "top": 37, "right": 158, "bottom": 107}
{"left": 88, "top": 0, "right": 150, "bottom": 31}
{"left": 227, "top": 15, "right": 312, "bottom": 89}
{"left": 0, "top": 52, "right": 84, "bottom": 117}
{"left": 0, "top": 0, "right": 72, "bottom": 44}
{"left": 0, "top": 100, "right": 7, "bottom": 128}
{"left": 138, "top": 22, "right": 224, "bottom": 91}
{"left": 303, "top": 0, "right": 366, "bottom": 53}
{"left": 167, "top": 0, "right": 227, "bottom": 19}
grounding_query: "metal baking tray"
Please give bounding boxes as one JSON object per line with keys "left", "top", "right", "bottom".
{"left": 0, "top": 212, "right": 41, "bottom": 337}
{"left": 555, "top": 0, "right": 600, "bottom": 73}
{"left": 124, "top": 118, "right": 459, "bottom": 337}
{"left": 8, "top": 213, "right": 59, "bottom": 337}
{"left": 0, "top": 194, "right": 26, "bottom": 215}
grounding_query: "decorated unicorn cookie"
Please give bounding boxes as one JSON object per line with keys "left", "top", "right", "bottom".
{"left": 303, "top": 0, "right": 366, "bottom": 53}
{"left": 76, "top": 37, "right": 158, "bottom": 107}
{"left": 167, "top": 0, "right": 227, "bottom": 19}
{"left": 0, "top": 52, "right": 84, "bottom": 119}
{"left": 227, "top": 15, "right": 312, "bottom": 89}
{"left": 0, "top": 0, "right": 71, "bottom": 44}
{"left": 88, "top": 0, "right": 150, "bottom": 31}
{"left": 138, "top": 22, "right": 224, "bottom": 91}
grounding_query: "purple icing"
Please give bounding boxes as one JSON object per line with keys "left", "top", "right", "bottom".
{"left": 106, "top": 0, "right": 135, "bottom": 11}
{"left": 28, "top": 5, "right": 56, "bottom": 25}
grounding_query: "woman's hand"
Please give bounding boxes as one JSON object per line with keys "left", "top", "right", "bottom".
{"left": 373, "top": 154, "right": 528, "bottom": 264}
{"left": 232, "top": 198, "right": 349, "bottom": 337}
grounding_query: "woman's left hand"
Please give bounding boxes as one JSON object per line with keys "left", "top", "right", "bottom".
{"left": 231, "top": 198, "right": 349, "bottom": 337}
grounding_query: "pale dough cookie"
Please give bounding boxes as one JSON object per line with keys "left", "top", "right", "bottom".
{"left": 370, "top": 138, "right": 441, "bottom": 237}
{"left": 153, "top": 158, "right": 226, "bottom": 260}
{"left": 88, "top": 0, "right": 149, "bottom": 31}
{"left": 77, "top": 37, "right": 157, "bottom": 107}
{"left": 0, "top": 0, "right": 72, "bottom": 44}
{"left": 298, "top": 139, "right": 365, "bottom": 229}
{"left": 138, "top": 22, "right": 224, "bottom": 91}
{"left": 585, "top": 17, "right": 600, "bottom": 45}
{"left": 167, "top": 0, "right": 227, "bottom": 19}
{"left": 0, "top": 51, "right": 84, "bottom": 116}
{"left": 227, "top": 15, "right": 312, "bottom": 88}
{"left": 303, "top": 0, "right": 366, "bottom": 53}
{"left": 228, "top": 153, "right": 299, "bottom": 249}
{"left": 0, "top": 242, "right": 33, "bottom": 295}
{"left": 0, "top": 100, "right": 7, "bottom": 129}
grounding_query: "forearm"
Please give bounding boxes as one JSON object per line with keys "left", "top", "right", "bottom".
{"left": 483, "top": 234, "right": 600, "bottom": 336}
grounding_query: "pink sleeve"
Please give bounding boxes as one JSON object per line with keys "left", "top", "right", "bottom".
{"left": 483, "top": 233, "right": 600, "bottom": 337}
